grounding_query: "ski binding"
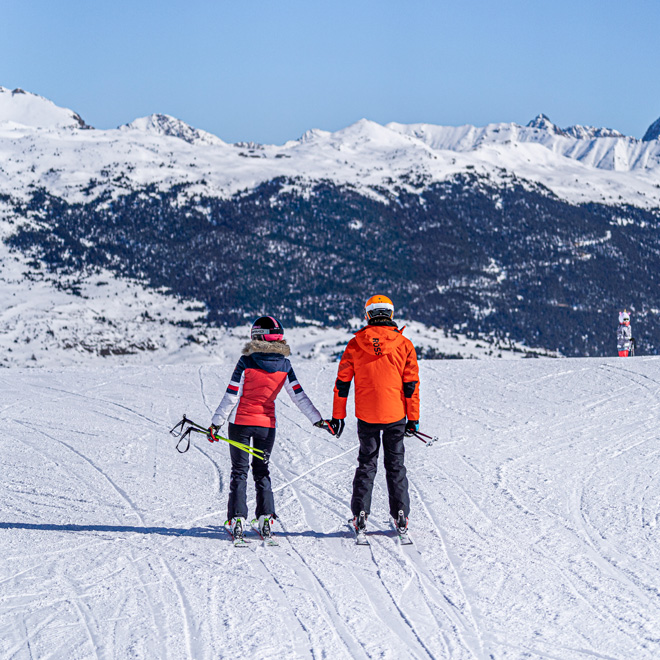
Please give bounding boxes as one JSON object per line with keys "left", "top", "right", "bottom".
{"left": 251, "top": 518, "right": 279, "bottom": 546}
{"left": 225, "top": 520, "right": 250, "bottom": 548}
{"left": 350, "top": 513, "right": 370, "bottom": 545}
{"left": 391, "top": 520, "right": 413, "bottom": 545}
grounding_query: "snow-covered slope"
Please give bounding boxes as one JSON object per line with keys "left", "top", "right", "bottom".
{"left": 0, "top": 186, "right": 558, "bottom": 367}
{"left": 0, "top": 239, "right": 551, "bottom": 368}
{"left": 1, "top": 357, "right": 659, "bottom": 658}
{"left": 0, "top": 86, "right": 90, "bottom": 129}
{"left": 1, "top": 86, "right": 660, "bottom": 208}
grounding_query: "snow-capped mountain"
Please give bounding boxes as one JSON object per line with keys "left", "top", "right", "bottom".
{"left": 120, "top": 113, "right": 226, "bottom": 146}
{"left": 1, "top": 86, "right": 659, "bottom": 207}
{"left": 2, "top": 86, "right": 660, "bottom": 362}
{"left": 386, "top": 115, "right": 660, "bottom": 194}
{"left": 0, "top": 86, "right": 90, "bottom": 129}
{"left": 525, "top": 113, "right": 624, "bottom": 139}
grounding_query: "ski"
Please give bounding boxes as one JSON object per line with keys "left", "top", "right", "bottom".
{"left": 348, "top": 518, "right": 369, "bottom": 545}
{"left": 224, "top": 520, "right": 250, "bottom": 548}
{"left": 355, "top": 528, "right": 370, "bottom": 546}
{"left": 391, "top": 519, "right": 413, "bottom": 545}
{"left": 251, "top": 519, "right": 279, "bottom": 547}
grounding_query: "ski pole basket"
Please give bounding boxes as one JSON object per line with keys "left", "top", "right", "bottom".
{"left": 411, "top": 430, "right": 438, "bottom": 447}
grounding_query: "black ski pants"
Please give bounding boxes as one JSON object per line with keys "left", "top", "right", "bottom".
{"left": 227, "top": 423, "right": 276, "bottom": 521}
{"left": 351, "top": 417, "right": 410, "bottom": 520}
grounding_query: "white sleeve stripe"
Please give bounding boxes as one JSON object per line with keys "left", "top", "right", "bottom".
{"left": 212, "top": 372, "right": 244, "bottom": 426}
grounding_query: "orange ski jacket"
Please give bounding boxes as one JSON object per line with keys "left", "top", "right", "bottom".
{"left": 332, "top": 325, "right": 420, "bottom": 424}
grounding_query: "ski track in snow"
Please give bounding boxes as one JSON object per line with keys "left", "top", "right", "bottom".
{"left": 1, "top": 358, "right": 660, "bottom": 659}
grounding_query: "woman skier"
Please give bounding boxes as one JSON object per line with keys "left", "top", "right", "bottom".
{"left": 617, "top": 310, "right": 635, "bottom": 357}
{"left": 209, "top": 316, "right": 334, "bottom": 543}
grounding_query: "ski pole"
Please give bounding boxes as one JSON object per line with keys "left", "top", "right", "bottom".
{"left": 170, "top": 415, "right": 265, "bottom": 459}
{"left": 411, "top": 430, "right": 439, "bottom": 447}
{"left": 206, "top": 426, "right": 266, "bottom": 460}
{"left": 184, "top": 417, "right": 265, "bottom": 458}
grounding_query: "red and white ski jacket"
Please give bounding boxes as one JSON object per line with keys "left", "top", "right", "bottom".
{"left": 211, "top": 340, "right": 322, "bottom": 428}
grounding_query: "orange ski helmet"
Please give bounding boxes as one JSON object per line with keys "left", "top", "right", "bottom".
{"left": 364, "top": 294, "right": 395, "bottom": 321}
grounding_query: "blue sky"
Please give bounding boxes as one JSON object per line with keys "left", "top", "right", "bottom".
{"left": 2, "top": 0, "right": 659, "bottom": 144}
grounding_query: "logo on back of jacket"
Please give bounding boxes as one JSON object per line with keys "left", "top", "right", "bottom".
{"left": 372, "top": 337, "right": 383, "bottom": 356}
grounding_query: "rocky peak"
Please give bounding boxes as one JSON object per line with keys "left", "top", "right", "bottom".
{"left": 642, "top": 116, "right": 660, "bottom": 141}
{"left": 526, "top": 114, "right": 566, "bottom": 136}
{"left": 120, "top": 114, "right": 224, "bottom": 146}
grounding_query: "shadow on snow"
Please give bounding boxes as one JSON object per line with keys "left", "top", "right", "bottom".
{"left": 0, "top": 521, "right": 366, "bottom": 540}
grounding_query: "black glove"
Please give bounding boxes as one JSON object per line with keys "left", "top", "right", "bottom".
{"left": 404, "top": 420, "right": 419, "bottom": 437}
{"left": 207, "top": 425, "right": 220, "bottom": 443}
{"left": 329, "top": 418, "right": 345, "bottom": 438}
{"left": 314, "top": 418, "right": 345, "bottom": 438}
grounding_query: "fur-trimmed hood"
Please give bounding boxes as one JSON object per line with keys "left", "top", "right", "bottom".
{"left": 242, "top": 339, "right": 291, "bottom": 357}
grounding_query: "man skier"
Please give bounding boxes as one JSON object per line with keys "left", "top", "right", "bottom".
{"left": 617, "top": 310, "right": 635, "bottom": 357}
{"left": 328, "top": 295, "right": 420, "bottom": 540}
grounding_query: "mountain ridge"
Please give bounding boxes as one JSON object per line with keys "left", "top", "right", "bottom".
{"left": 2, "top": 88, "right": 660, "bottom": 209}
{"left": 119, "top": 113, "right": 226, "bottom": 146}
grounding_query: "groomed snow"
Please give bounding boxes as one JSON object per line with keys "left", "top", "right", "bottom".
{"left": 2, "top": 357, "right": 659, "bottom": 658}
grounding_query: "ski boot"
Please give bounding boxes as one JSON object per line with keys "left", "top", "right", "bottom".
{"left": 255, "top": 514, "right": 279, "bottom": 546}
{"left": 393, "top": 510, "right": 412, "bottom": 545}
{"left": 227, "top": 517, "right": 248, "bottom": 547}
